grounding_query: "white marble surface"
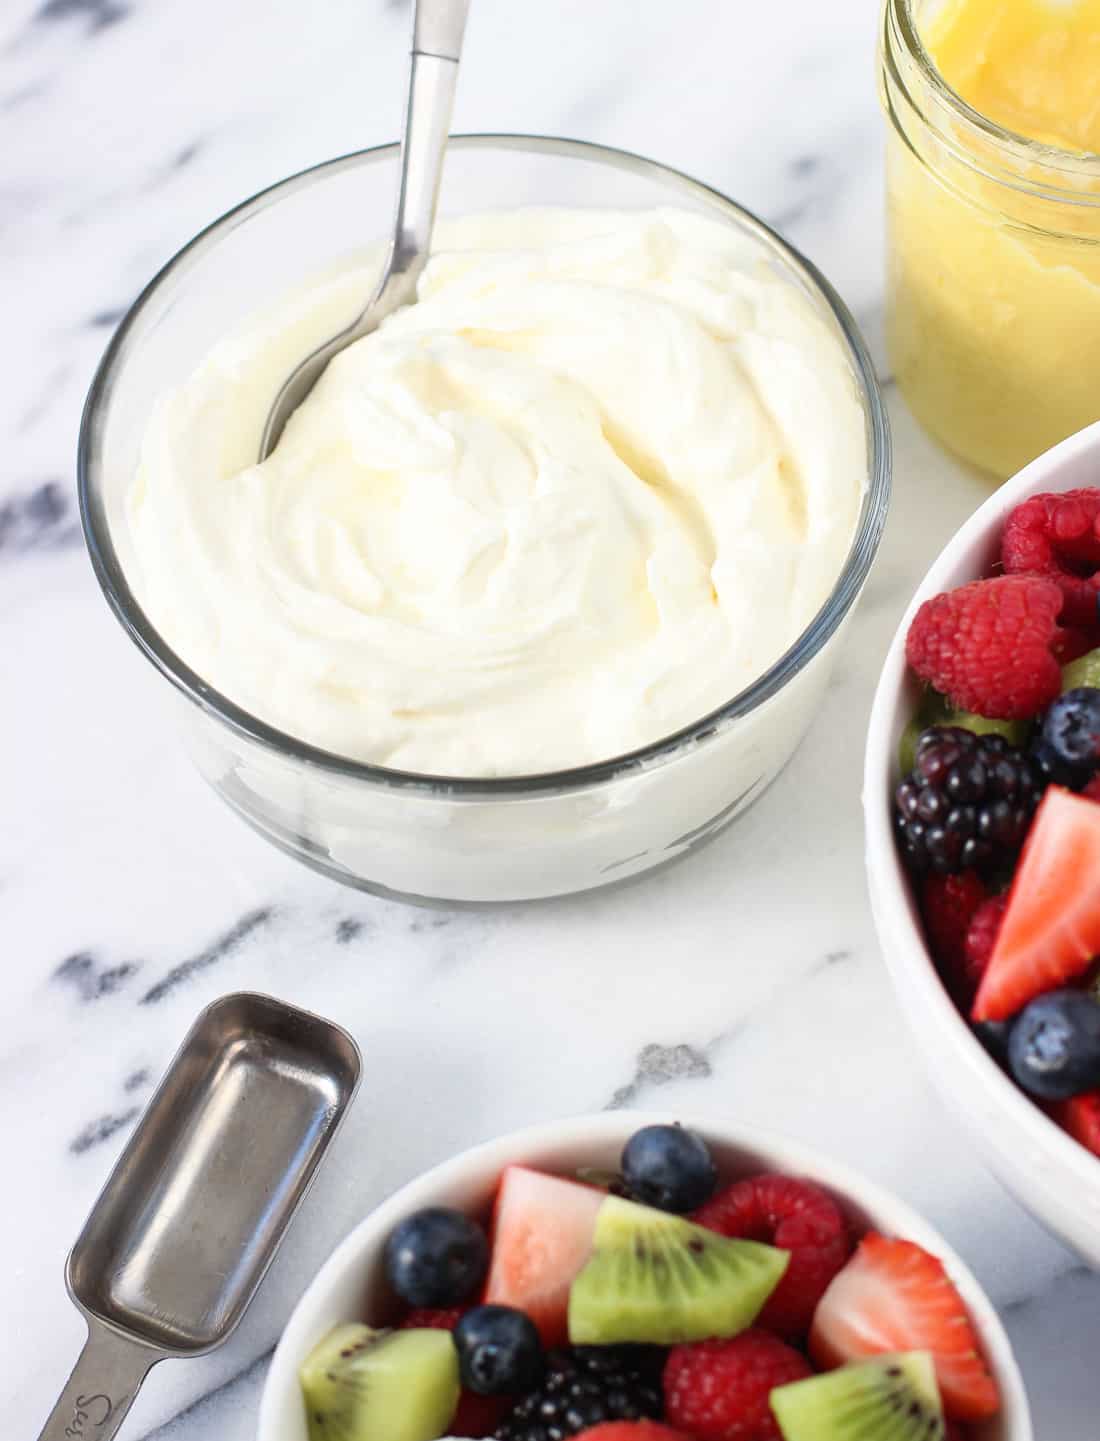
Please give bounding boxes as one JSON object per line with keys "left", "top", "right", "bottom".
{"left": 3, "top": 0, "right": 1098, "bottom": 1437}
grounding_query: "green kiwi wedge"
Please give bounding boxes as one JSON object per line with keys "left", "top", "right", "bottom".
{"left": 1062, "top": 647, "right": 1100, "bottom": 693}
{"left": 567, "top": 1194, "right": 788, "bottom": 1345}
{"left": 770, "top": 1351, "right": 945, "bottom": 1440}
{"left": 898, "top": 688, "right": 1030, "bottom": 775}
{"left": 299, "top": 1323, "right": 459, "bottom": 1441}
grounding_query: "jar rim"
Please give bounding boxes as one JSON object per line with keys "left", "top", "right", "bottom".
{"left": 885, "top": 0, "right": 1100, "bottom": 193}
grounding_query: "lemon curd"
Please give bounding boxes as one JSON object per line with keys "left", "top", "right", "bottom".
{"left": 881, "top": 0, "right": 1100, "bottom": 478}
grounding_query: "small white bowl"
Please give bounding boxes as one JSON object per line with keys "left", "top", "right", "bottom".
{"left": 864, "top": 420, "right": 1100, "bottom": 1267}
{"left": 258, "top": 1112, "right": 1030, "bottom": 1441}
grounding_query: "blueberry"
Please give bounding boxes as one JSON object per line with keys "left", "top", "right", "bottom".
{"left": 384, "top": 1207, "right": 488, "bottom": 1307}
{"left": 972, "top": 1019, "right": 1013, "bottom": 1067}
{"left": 620, "top": 1124, "right": 717, "bottom": 1213}
{"left": 1008, "top": 990, "right": 1100, "bottom": 1100}
{"left": 453, "top": 1304, "right": 544, "bottom": 1395}
{"left": 1035, "top": 688, "right": 1100, "bottom": 787}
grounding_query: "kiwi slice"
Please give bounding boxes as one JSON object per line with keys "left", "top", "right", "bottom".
{"left": 299, "top": 1323, "right": 459, "bottom": 1441}
{"left": 1062, "top": 647, "right": 1100, "bottom": 692}
{"left": 567, "top": 1194, "right": 788, "bottom": 1345}
{"left": 770, "top": 1352, "right": 945, "bottom": 1440}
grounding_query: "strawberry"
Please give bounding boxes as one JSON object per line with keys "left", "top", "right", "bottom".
{"left": 973, "top": 787, "right": 1100, "bottom": 1021}
{"left": 809, "top": 1233, "right": 1000, "bottom": 1421}
{"left": 1051, "top": 1090, "right": 1100, "bottom": 1157}
{"left": 483, "top": 1166, "right": 604, "bottom": 1346}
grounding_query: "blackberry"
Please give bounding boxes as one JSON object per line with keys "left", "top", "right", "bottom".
{"left": 493, "top": 1346, "right": 664, "bottom": 1441}
{"left": 894, "top": 726, "right": 1042, "bottom": 876}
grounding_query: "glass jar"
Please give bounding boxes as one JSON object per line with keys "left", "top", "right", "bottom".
{"left": 880, "top": 0, "right": 1100, "bottom": 480}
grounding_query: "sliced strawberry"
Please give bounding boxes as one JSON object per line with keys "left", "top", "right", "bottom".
{"left": 809, "top": 1233, "right": 1000, "bottom": 1421}
{"left": 973, "top": 787, "right": 1100, "bottom": 1021}
{"left": 484, "top": 1166, "right": 604, "bottom": 1346}
{"left": 1051, "top": 1090, "right": 1100, "bottom": 1157}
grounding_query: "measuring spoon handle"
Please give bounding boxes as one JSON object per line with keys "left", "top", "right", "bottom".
{"left": 37, "top": 1320, "right": 160, "bottom": 1441}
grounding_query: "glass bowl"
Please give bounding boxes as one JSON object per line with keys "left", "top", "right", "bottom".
{"left": 79, "top": 136, "right": 890, "bottom": 904}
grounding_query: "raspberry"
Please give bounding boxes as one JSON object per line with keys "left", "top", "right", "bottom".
{"left": 964, "top": 895, "right": 1007, "bottom": 990}
{"left": 663, "top": 1331, "right": 812, "bottom": 1441}
{"left": 920, "top": 871, "right": 989, "bottom": 1000}
{"left": 895, "top": 728, "right": 1043, "bottom": 875}
{"left": 1002, "top": 488, "right": 1100, "bottom": 629}
{"left": 456, "top": 1391, "right": 511, "bottom": 1438}
{"left": 905, "top": 576, "right": 1065, "bottom": 720}
{"left": 1056, "top": 626, "right": 1098, "bottom": 664}
{"left": 576, "top": 1426, "right": 694, "bottom": 1441}
{"left": 693, "top": 1175, "right": 850, "bottom": 1337}
{"left": 399, "top": 1307, "right": 465, "bottom": 1330}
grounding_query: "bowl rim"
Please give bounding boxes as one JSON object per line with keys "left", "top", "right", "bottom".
{"left": 257, "top": 1110, "right": 1031, "bottom": 1441}
{"left": 863, "top": 419, "right": 1100, "bottom": 1193}
{"left": 78, "top": 132, "right": 891, "bottom": 799}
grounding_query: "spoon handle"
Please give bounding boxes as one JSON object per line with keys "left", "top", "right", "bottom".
{"left": 36, "top": 1319, "right": 160, "bottom": 1441}
{"left": 413, "top": 0, "right": 470, "bottom": 60}
{"left": 258, "top": 0, "right": 471, "bottom": 457}
{"left": 382, "top": 0, "right": 471, "bottom": 300}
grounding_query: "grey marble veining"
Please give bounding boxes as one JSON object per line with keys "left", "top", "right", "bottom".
{"left": 3, "top": 1, "right": 1099, "bottom": 1438}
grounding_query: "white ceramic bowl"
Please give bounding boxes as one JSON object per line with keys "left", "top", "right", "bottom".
{"left": 258, "top": 1112, "right": 1030, "bottom": 1441}
{"left": 864, "top": 419, "right": 1100, "bottom": 1267}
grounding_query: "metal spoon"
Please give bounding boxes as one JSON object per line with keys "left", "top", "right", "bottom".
{"left": 259, "top": 0, "right": 471, "bottom": 460}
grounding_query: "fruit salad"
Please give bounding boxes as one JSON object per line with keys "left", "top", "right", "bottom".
{"left": 894, "top": 487, "right": 1100, "bottom": 1158}
{"left": 298, "top": 1123, "right": 1001, "bottom": 1440}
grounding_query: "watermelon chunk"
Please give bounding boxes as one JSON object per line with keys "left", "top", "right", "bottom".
{"left": 483, "top": 1166, "right": 604, "bottom": 1346}
{"left": 972, "top": 786, "right": 1100, "bottom": 1022}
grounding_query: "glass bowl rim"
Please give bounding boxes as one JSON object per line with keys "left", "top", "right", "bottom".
{"left": 78, "top": 132, "right": 891, "bottom": 799}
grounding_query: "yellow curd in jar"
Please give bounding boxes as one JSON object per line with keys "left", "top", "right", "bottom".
{"left": 884, "top": 0, "right": 1100, "bottom": 478}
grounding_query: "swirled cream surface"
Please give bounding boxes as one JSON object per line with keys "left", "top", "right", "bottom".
{"left": 128, "top": 208, "right": 866, "bottom": 777}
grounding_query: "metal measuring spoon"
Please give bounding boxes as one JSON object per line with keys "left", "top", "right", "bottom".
{"left": 36, "top": 993, "right": 361, "bottom": 1441}
{"left": 259, "top": 0, "right": 471, "bottom": 460}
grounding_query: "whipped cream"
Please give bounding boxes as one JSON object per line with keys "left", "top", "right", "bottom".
{"left": 128, "top": 207, "right": 865, "bottom": 777}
